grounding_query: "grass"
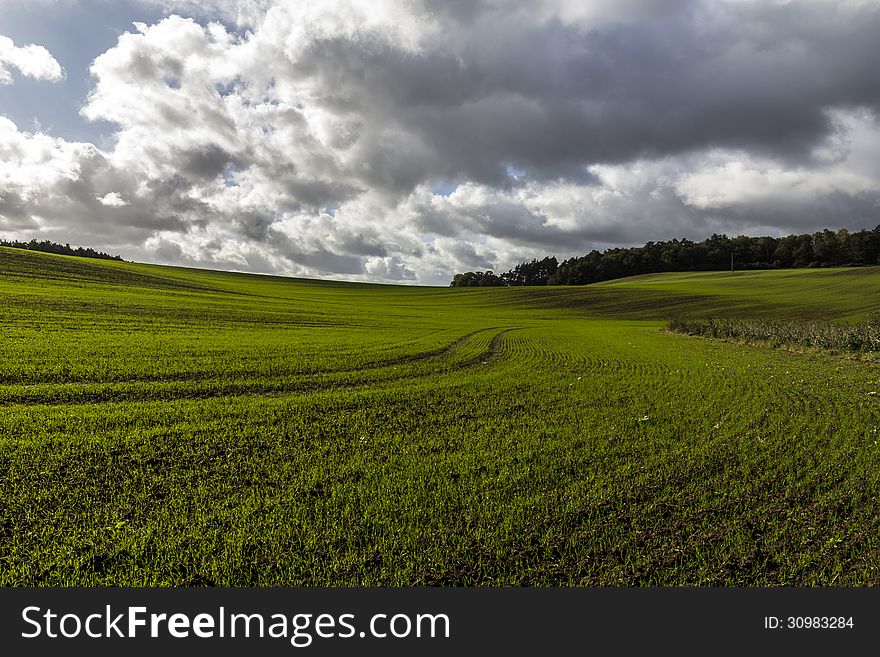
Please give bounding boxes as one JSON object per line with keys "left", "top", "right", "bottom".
{"left": 595, "top": 268, "right": 880, "bottom": 320}
{"left": 2, "top": 246, "right": 880, "bottom": 585}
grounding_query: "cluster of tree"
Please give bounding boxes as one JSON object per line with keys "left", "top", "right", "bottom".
{"left": 0, "top": 238, "right": 124, "bottom": 262}
{"left": 450, "top": 256, "right": 558, "bottom": 287}
{"left": 451, "top": 227, "right": 880, "bottom": 287}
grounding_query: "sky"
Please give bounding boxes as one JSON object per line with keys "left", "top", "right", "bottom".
{"left": 1, "top": 0, "right": 879, "bottom": 285}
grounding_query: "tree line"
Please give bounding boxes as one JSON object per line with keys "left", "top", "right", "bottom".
{"left": 450, "top": 226, "right": 880, "bottom": 287}
{"left": 0, "top": 238, "right": 124, "bottom": 262}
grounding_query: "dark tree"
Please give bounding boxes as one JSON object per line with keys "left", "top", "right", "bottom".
{"left": 450, "top": 270, "right": 503, "bottom": 287}
{"left": 0, "top": 238, "right": 124, "bottom": 262}
{"left": 455, "top": 225, "right": 880, "bottom": 287}
{"left": 500, "top": 257, "right": 558, "bottom": 286}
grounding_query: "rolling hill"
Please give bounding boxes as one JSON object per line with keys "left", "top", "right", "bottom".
{"left": 2, "top": 246, "right": 879, "bottom": 585}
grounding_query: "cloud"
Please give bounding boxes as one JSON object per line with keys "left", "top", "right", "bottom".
{"left": 0, "top": 116, "right": 183, "bottom": 247}
{"left": 96, "top": 191, "right": 129, "bottom": 207}
{"left": 0, "top": 116, "right": 100, "bottom": 218}
{"left": 672, "top": 109, "right": 880, "bottom": 227}
{"left": 133, "top": 0, "right": 274, "bottom": 27}
{"left": 2, "top": 1, "right": 880, "bottom": 283}
{"left": 0, "top": 35, "right": 64, "bottom": 85}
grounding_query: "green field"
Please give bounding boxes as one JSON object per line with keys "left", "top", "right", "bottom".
{"left": 2, "top": 246, "right": 880, "bottom": 585}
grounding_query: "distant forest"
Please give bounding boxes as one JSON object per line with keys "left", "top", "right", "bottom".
{"left": 0, "top": 238, "right": 124, "bottom": 262}
{"left": 450, "top": 226, "right": 880, "bottom": 287}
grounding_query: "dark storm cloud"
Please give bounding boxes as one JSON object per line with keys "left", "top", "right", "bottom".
{"left": 441, "top": 239, "right": 496, "bottom": 271}
{"left": 280, "top": 0, "right": 880, "bottom": 191}
{"left": 179, "top": 144, "right": 236, "bottom": 180}
{"left": 233, "top": 211, "right": 275, "bottom": 241}
{"left": 476, "top": 4, "right": 870, "bottom": 165}
{"left": 698, "top": 189, "right": 880, "bottom": 236}
{"left": 276, "top": 239, "right": 365, "bottom": 274}
{"left": 333, "top": 231, "right": 389, "bottom": 258}
{"left": 0, "top": 191, "right": 40, "bottom": 231}
{"left": 279, "top": 176, "right": 362, "bottom": 210}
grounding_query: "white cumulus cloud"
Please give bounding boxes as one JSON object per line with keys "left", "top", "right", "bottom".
{"left": 0, "top": 35, "right": 64, "bottom": 85}
{"left": 96, "top": 192, "right": 129, "bottom": 207}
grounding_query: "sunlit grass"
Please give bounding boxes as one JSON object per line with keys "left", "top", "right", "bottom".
{"left": 2, "top": 247, "right": 880, "bottom": 585}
